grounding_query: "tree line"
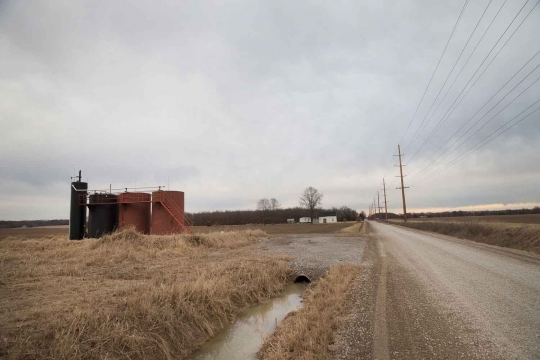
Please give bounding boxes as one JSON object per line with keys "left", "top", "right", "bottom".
{"left": 369, "top": 206, "right": 540, "bottom": 220}
{"left": 187, "top": 206, "right": 359, "bottom": 226}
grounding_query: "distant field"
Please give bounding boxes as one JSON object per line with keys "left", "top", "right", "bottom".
{"left": 390, "top": 214, "right": 540, "bottom": 225}
{"left": 0, "top": 225, "right": 69, "bottom": 240}
{"left": 192, "top": 222, "right": 353, "bottom": 234}
{"left": 0, "top": 222, "right": 354, "bottom": 240}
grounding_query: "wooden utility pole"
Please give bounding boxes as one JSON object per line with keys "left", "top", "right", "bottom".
{"left": 377, "top": 191, "right": 381, "bottom": 218}
{"left": 395, "top": 144, "right": 409, "bottom": 222}
{"left": 382, "top": 178, "right": 388, "bottom": 221}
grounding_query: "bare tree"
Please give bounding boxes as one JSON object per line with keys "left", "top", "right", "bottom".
{"left": 257, "top": 198, "right": 270, "bottom": 211}
{"left": 270, "top": 198, "right": 281, "bottom": 210}
{"left": 299, "top": 186, "right": 323, "bottom": 223}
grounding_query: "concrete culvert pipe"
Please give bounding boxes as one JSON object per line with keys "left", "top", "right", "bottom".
{"left": 294, "top": 275, "right": 311, "bottom": 283}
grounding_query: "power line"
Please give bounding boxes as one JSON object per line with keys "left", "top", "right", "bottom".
{"left": 407, "top": 50, "right": 540, "bottom": 181}
{"left": 380, "top": 0, "right": 470, "bottom": 184}
{"left": 413, "top": 103, "right": 540, "bottom": 185}
{"left": 406, "top": 0, "right": 508, "bottom": 165}
{"left": 398, "top": 0, "right": 470, "bottom": 148}
{"left": 404, "top": 0, "right": 494, "bottom": 153}
{"left": 409, "top": 67, "right": 540, "bottom": 182}
{"left": 405, "top": 0, "right": 539, "bottom": 169}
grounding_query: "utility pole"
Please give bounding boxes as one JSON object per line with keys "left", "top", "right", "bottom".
{"left": 374, "top": 198, "right": 377, "bottom": 220}
{"left": 395, "top": 144, "right": 409, "bottom": 222}
{"left": 377, "top": 191, "right": 381, "bottom": 218}
{"left": 382, "top": 178, "right": 388, "bottom": 221}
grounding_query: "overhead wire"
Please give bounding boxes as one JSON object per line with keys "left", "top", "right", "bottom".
{"left": 412, "top": 102, "right": 540, "bottom": 185}
{"left": 403, "top": 0, "right": 493, "bottom": 153}
{"left": 409, "top": 65, "right": 540, "bottom": 182}
{"left": 379, "top": 0, "right": 470, "bottom": 185}
{"left": 408, "top": 48, "right": 540, "bottom": 180}
{"left": 405, "top": 0, "right": 508, "bottom": 165}
{"left": 398, "top": 0, "right": 470, "bottom": 148}
{"left": 405, "top": 0, "right": 539, "bottom": 172}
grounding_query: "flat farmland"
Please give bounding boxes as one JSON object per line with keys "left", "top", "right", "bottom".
{"left": 0, "top": 222, "right": 354, "bottom": 239}
{"left": 192, "top": 222, "right": 353, "bottom": 234}
{"left": 405, "top": 214, "right": 540, "bottom": 225}
{"left": 0, "top": 225, "right": 69, "bottom": 240}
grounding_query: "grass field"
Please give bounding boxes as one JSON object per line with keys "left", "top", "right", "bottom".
{"left": 395, "top": 214, "right": 540, "bottom": 225}
{"left": 394, "top": 219, "right": 540, "bottom": 254}
{"left": 0, "top": 228, "right": 293, "bottom": 359}
{"left": 0, "top": 222, "right": 354, "bottom": 240}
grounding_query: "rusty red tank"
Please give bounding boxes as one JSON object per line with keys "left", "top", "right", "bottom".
{"left": 118, "top": 192, "right": 151, "bottom": 234}
{"left": 151, "top": 190, "right": 185, "bottom": 235}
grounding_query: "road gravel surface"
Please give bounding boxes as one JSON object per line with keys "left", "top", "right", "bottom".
{"left": 366, "top": 221, "right": 540, "bottom": 360}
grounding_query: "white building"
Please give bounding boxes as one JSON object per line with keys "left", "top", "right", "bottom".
{"left": 319, "top": 216, "right": 337, "bottom": 224}
{"left": 299, "top": 217, "right": 311, "bottom": 223}
{"left": 287, "top": 218, "right": 295, "bottom": 224}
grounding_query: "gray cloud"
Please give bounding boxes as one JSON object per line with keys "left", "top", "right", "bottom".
{"left": 0, "top": 0, "right": 539, "bottom": 220}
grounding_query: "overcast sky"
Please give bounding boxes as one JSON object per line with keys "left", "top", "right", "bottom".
{"left": 1, "top": 0, "right": 539, "bottom": 220}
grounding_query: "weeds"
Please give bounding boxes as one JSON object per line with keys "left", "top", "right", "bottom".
{"left": 397, "top": 221, "right": 540, "bottom": 253}
{"left": 0, "top": 228, "right": 291, "bottom": 359}
{"left": 258, "top": 263, "right": 361, "bottom": 360}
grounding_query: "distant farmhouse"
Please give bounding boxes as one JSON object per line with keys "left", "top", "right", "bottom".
{"left": 287, "top": 218, "right": 295, "bottom": 223}
{"left": 319, "top": 215, "right": 337, "bottom": 223}
{"left": 296, "top": 213, "right": 338, "bottom": 224}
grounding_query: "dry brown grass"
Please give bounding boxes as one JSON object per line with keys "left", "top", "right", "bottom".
{"left": 391, "top": 213, "right": 540, "bottom": 225}
{"left": 0, "top": 227, "right": 292, "bottom": 359}
{"left": 397, "top": 221, "right": 540, "bottom": 254}
{"left": 257, "top": 263, "right": 361, "bottom": 360}
{"left": 0, "top": 222, "right": 354, "bottom": 240}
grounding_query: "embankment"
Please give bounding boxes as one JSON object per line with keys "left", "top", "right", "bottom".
{"left": 396, "top": 221, "right": 540, "bottom": 254}
{"left": 0, "top": 228, "right": 291, "bottom": 359}
{"left": 258, "top": 263, "right": 361, "bottom": 360}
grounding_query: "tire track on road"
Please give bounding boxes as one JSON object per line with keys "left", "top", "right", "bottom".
{"left": 373, "top": 239, "right": 389, "bottom": 360}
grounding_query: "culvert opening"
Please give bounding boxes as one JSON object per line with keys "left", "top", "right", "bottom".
{"left": 294, "top": 275, "right": 311, "bottom": 283}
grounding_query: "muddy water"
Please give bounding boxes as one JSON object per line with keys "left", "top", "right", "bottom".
{"left": 188, "top": 283, "right": 307, "bottom": 360}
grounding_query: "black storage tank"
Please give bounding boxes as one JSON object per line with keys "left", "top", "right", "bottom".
{"left": 88, "top": 194, "right": 119, "bottom": 238}
{"left": 69, "top": 179, "right": 88, "bottom": 240}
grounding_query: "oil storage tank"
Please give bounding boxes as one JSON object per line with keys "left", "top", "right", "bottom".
{"left": 88, "top": 194, "right": 119, "bottom": 238}
{"left": 151, "top": 190, "right": 185, "bottom": 235}
{"left": 69, "top": 178, "right": 87, "bottom": 240}
{"left": 119, "top": 192, "right": 151, "bottom": 234}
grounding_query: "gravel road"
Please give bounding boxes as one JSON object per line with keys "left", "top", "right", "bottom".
{"left": 370, "top": 221, "right": 540, "bottom": 360}
{"left": 261, "top": 234, "right": 366, "bottom": 279}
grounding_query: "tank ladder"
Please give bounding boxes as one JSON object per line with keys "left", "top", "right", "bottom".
{"left": 158, "top": 191, "right": 194, "bottom": 235}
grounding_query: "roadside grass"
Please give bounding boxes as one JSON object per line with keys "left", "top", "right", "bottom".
{"left": 396, "top": 221, "right": 540, "bottom": 254}
{"left": 338, "top": 222, "right": 371, "bottom": 236}
{"left": 258, "top": 263, "right": 361, "bottom": 360}
{"left": 0, "top": 227, "right": 291, "bottom": 359}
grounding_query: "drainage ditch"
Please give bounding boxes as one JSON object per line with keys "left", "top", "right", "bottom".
{"left": 187, "top": 281, "right": 309, "bottom": 360}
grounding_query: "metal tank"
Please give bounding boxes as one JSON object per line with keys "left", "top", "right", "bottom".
{"left": 118, "top": 192, "right": 151, "bottom": 234}
{"left": 69, "top": 171, "right": 87, "bottom": 240}
{"left": 151, "top": 190, "right": 185, "bottom": 235}
{"left": 88, "top": 194, "right": 119, "bottom": 238}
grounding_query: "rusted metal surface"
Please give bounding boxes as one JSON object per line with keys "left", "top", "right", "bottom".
{"left": 118, "top": 192, "right": 151, "bottom": 234}
{"left": 151, "top": 191, "right": 192, "bottom": 235}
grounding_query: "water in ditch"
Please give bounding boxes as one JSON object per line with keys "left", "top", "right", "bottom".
{"left": 188, "top": 283, "right": 307, "bottom": 360}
